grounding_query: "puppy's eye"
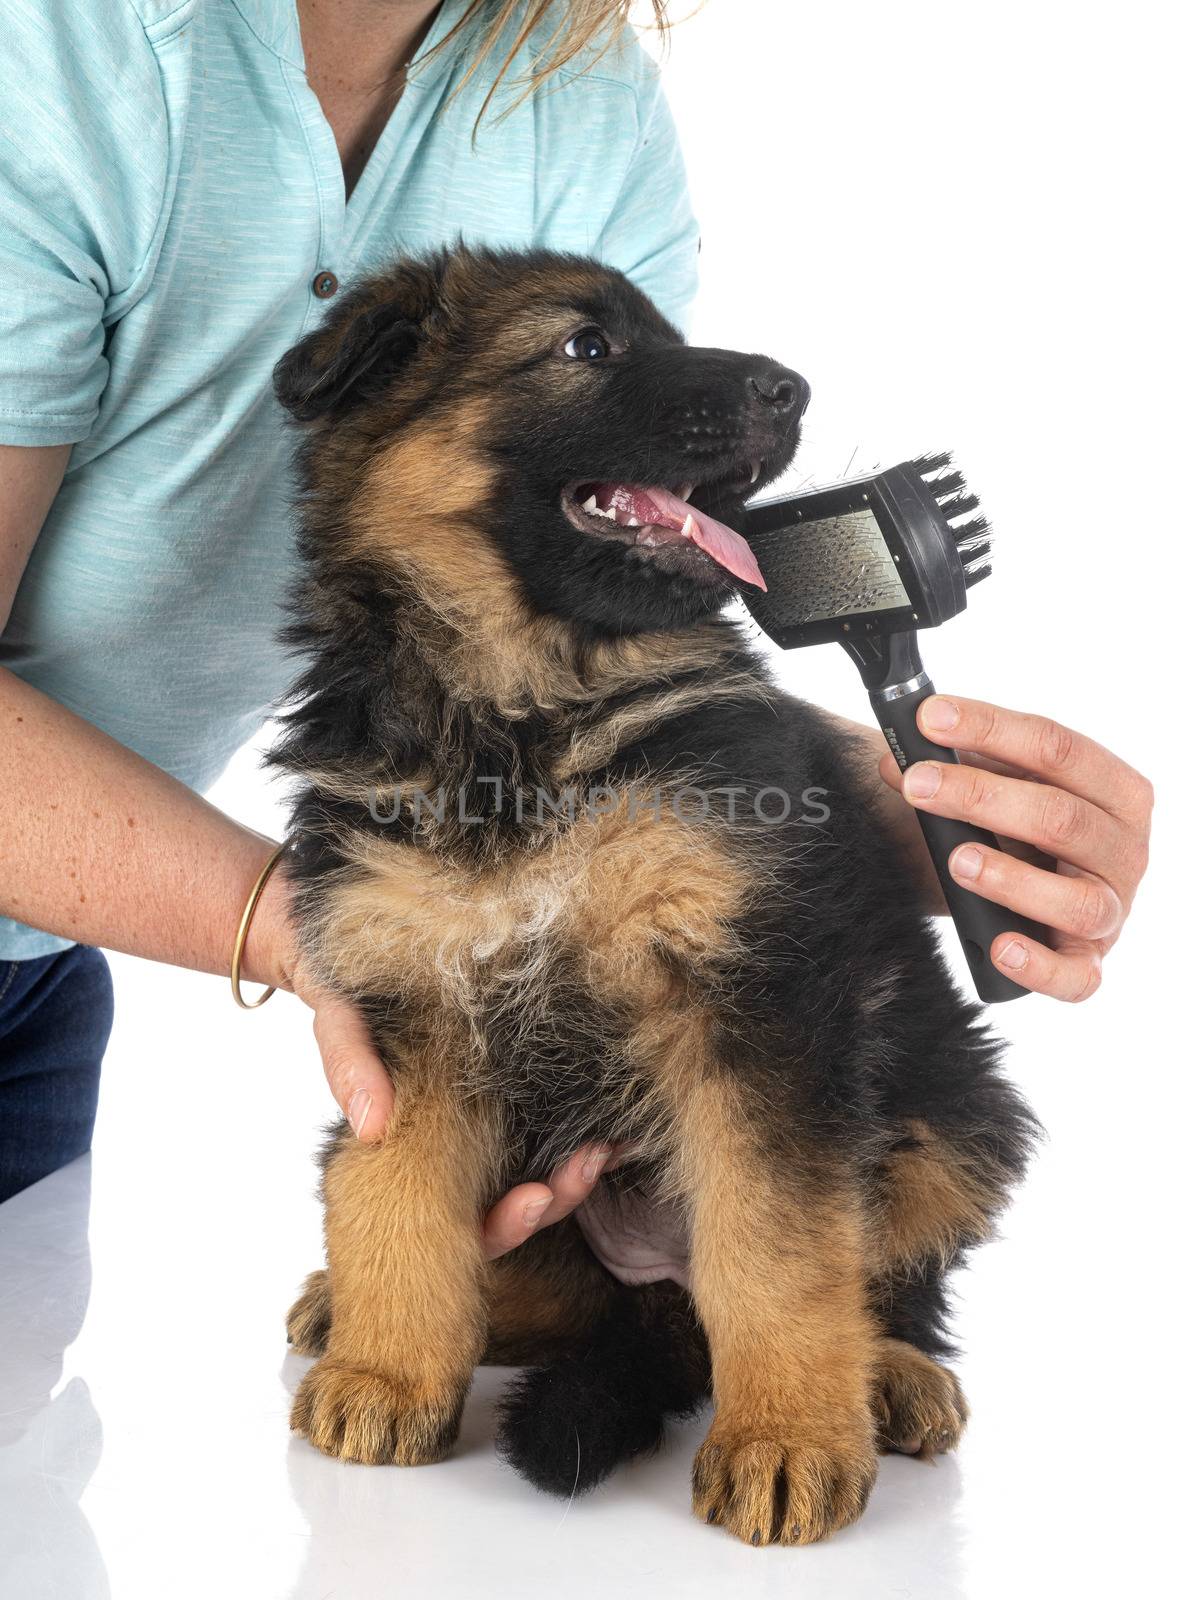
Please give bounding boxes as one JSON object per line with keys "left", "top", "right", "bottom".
{"left": 563, "top": 327, "right": 612, "bottom": 361}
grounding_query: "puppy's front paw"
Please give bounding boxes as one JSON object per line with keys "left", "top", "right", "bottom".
{"left": 692, "top": 1417, "right": 877, "bottom": 1546}
{"left": 873, "top": 1339, "right": 968, "bottom": 1458}
{"left": 291, "top": 1358, "right": 465, "bottom": 1466}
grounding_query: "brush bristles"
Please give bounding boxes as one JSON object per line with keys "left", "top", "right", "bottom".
{"left": 911, "top": 450, "right": 952, "bottom": 478}
{"left": 925, "top": 470, "right": 965, "bottom": 499}
{"left": 909, "top": 451, "right": 994, "bottom": 588}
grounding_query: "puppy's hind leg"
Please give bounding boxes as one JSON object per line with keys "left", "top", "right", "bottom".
{"left": 868, "top": 1267, "right": 970, "bottom": 1458}
{"left": 872, "top": 1335, "right": 968, "bottom": 1458}
{"left": 866, "top": 1114, "right": 1032, "bottom": 1459}
{"left": 287, "top": 1268, "right": 332, "bottom": 1358}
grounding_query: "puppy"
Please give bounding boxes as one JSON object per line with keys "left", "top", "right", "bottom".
{"left": 270, "top": 246, "right": 1036, "bottom": 1546}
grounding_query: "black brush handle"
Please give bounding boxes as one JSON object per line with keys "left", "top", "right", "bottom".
{"left": 873, "top": 678, "right": 1044, "bottom": 1003}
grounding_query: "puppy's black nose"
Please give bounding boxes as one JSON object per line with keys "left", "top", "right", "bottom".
{"left": 749, "top": 365, "right": 810, "bottom": 419}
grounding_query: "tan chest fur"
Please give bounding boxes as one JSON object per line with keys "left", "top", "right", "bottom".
{"left": 305, "top": 793, "right": 752, "bottom": 1044}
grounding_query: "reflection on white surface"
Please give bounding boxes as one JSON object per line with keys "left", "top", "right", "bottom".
{"left": 0, "top": 1158, "right": 108, "bottom": 1600}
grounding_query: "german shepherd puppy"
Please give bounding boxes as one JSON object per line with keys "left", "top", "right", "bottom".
{"left": 270, "top": 246, "right": 1035, "bottom": 1546}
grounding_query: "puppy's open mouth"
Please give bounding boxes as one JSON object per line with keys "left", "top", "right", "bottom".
{"left": 561, "top": 478, "right": 767, "bottom": 591}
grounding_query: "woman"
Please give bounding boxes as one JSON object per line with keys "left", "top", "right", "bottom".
{"left": 0, "top": 0, "right": 1152, "bottom": 1241}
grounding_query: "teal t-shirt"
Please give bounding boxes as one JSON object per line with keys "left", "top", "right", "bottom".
{"left": 0, "top": 0, "right": 699, "bottom": 957}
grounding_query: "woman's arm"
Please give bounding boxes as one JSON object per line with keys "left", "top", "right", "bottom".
{"left": 1, "top": 661, "right": 284, "bottom": 977}
{"left": 2, "top": 446, "right": 280, "bottom": 979}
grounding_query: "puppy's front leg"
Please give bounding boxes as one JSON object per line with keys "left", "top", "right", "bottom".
{"left": 292, "top": 1074, "right": 499, "bottom": 1466}
{"left": 673, "top": 1072, "right": 878, "bottom": 1545}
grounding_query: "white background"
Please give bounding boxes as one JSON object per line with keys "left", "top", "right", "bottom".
{"left": 21, "top": 1, "right": 1189, "bottom": 1595}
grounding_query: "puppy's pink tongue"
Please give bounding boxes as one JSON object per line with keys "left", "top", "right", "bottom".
{"left": 647, "top": 488, "right": 767, "bottom": 592}
{"left": 602, "top": 484, "right": 767, "bottom": 591}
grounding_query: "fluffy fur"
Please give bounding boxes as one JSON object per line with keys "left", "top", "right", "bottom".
{"left": 271, "top": 245, "right": 1037, "bottom": 1546}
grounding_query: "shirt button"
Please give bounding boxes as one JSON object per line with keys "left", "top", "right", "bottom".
{"left": 312, "top": 270, "right": 339, "bottom": 299}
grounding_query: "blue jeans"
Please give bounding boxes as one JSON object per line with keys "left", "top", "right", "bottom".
{"left": 0, "top": 946, "right": 113, "bottom": 1204}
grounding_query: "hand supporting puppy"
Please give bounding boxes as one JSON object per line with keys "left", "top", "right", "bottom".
{"left": 879, "top": 696, "right": 1153, "bottom": 1003}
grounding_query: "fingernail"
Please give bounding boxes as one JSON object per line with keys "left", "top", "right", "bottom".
{"left": 951, "top": 845, "right": 983, "bottom": 881}
{"left": 921, "top": 697, "right": 960, "bottom": 732}
{"left": 522, "top": 1196, "right": 551, "bottom": 1230}
{"left": 347, "top": 1088, "right": 372, "bottom": 1138}
{"left": 997, "top": 940, "right": 1028, "bottom": 971}
{"left": 905, "top": 762, "right": 942, "bottom": 800}
{"left": 581, "top": 1146, "right": 612, "bottom": 1183}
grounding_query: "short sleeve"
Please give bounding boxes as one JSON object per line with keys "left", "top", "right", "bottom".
{"left": 593, "top": 64, "right": 700, "bottom": 336}
{"left": 0, "top": 0, "right": 167, "bottom": 446}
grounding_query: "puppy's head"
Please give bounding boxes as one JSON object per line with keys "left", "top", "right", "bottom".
{"left": 275, "top": 246, "right": 807, "bottom": 636}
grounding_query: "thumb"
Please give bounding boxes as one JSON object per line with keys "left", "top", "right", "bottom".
{"left": 311, "top": 991, "right": 394, "bottom": 1143}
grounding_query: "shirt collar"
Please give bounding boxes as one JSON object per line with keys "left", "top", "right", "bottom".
{"left": 229, "top": 1, "right": 468, "bottom": 78}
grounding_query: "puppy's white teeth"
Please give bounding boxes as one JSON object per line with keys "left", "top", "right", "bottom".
{"left": 679, "top": 482, "right": 695, "bottom": 500}
{"left": 626, "top": 515, "right": 641, "bottom": 527}
{"left": 582, "top": 494, "right": 598, "bottom": 512}
{"left": 681, "top": 513, "right": 697, "bottom": 540}
{"left": 749, "top": 460, "right": 761, "bottom": 484}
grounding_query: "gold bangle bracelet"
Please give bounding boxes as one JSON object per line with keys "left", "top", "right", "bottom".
{"left": 230, "top": 840, "right": 289, "bottom": 1010}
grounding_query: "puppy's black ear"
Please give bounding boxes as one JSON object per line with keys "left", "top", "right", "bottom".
{"left": 273, "top": 304, "right": 417, "bottom": 422}
{"left": 273, "top": 256, "right": 449, "bottom": 422}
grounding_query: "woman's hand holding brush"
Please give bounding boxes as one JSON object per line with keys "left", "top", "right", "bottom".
{"left": 876, "top": 695, "right": 1153, "bottom": 1003}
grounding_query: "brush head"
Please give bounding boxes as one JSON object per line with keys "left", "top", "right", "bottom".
{"left": 740, "top": 452, "right": 992, "bottom": 650}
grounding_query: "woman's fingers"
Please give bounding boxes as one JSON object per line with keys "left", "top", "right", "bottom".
{"left": 482, "top": 1144, "right": 616, "bottom": 1260}
{"left": 915, "top": 696, "right": 1154, "bottom": 825}
{"left": 901, "top": 758, "right": 1132, "bottom": 890}
{"left": 948, "top": 843, "right": 1124, "bottom": 943}
{"left": 879, "top": 748, "right": 1021, "bottom": 790}
{"left": 311, "top": 990, "right": 395, "bottom": 1143}
{"left": 873, "top": 696, "right": 1153, "bottom": 1000}
{"left": 481, "top": 1181, "right": 556, "bottom": 1259}
{"left": 988, "top": 929, "right": 1104, "bottom": 1003}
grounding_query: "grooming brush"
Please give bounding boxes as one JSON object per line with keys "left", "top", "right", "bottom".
{"left": 741, "top": 452, "right": 1043, "bottom": 1004}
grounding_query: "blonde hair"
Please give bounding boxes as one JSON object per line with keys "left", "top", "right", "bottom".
{"left": 427, "top": 2, "right": 674, "bottom": 127}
